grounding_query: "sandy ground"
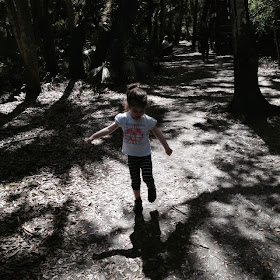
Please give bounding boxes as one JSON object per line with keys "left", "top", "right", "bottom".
{"left": 1, "top": 41, "right": 280, "bottom": 280}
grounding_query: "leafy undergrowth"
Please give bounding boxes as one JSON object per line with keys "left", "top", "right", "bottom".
{"left": 1, "top": 42, "right": 280, "bottom": 280}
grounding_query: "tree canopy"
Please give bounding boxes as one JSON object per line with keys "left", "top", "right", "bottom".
{"left": 249, "top": 0, "right": 280, "bottom": 58}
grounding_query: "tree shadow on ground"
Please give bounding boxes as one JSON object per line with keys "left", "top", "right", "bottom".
{"left": 148, "top": 44, "right": 234, "bottom": 122}
{"left": 0, "top": 197, "right": 70, "bottom": 280}
{"left": 0, "top": 80, "right": 133, "bottom": 277}
{"left": 0, "top": 43, "right": 232, "bottom": 184}
{"left": 89, "top": 43, "right": 280, "bottom": 279}
{"left": 1, "top": 42, "right": 280, "bottom": 279}
{"left": 0, "top": 74, "right": 174, "bottom": 278}
{"left": 0, "top": 183, "right": 112, "bottom": 280}
{"left": 92, "top": 184, "right": 280, "bottom": 279}
{"left": 245, "top": 117, "right": 280, "bottom": 155}
{"left": 0, "top": 81, "right": 125, "bottom": 183}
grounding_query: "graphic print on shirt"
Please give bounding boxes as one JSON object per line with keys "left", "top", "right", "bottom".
{"left": 124, "top": 124, "right": 144, "bottom": 144}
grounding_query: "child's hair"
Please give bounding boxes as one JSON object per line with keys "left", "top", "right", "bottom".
{"left": 124, "top": 83, "right": 148, "bottom": 111}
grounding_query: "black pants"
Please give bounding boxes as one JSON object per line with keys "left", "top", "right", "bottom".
{"left": 128, "top": 155, "right": 154, "bottom": 190}
{"left": 161, "top": 46, "right": 173, "bottom": 57}
{"left": 200, "top": 41, "right": 209, "bottom": 62}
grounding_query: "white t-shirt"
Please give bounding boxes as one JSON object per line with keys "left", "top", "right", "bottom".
{"left": 162, "top": 39, "right": 172, "bottom": 49}
{"left": 115, "top": 112, "right": 157, "bottom": 156}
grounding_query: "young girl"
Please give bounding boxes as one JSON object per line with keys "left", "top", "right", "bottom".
{"left": 85, "top": 84, "right": 173, "bottom": 213}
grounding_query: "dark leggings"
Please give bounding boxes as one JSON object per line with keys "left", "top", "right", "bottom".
{"left": 128, "top": 155, "right": 155, "bottom": 190}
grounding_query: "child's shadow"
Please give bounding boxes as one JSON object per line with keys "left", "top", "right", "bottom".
{"left": 92, "top": 210, "right": 166, "bottom": 279}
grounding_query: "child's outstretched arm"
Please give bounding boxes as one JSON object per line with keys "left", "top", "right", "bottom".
{"left": 85, "top": 122, "right": 119, "bottom": 146}
{"left": 151, "top": 126, "right": 173, "bottom": 156}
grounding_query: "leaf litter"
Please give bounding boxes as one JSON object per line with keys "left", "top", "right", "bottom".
{"left": 1, "top": 42, "right": 280, "bottom": 279}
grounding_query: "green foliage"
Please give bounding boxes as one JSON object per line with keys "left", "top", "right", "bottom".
{"left": 249, "top": 0, "right": 279, "bottom": 36}
{"left": 2, "top": 0, "right": 196, "bottom": 88}
{"left": 248, "top": 0, "right": 280, "bottom": 57}
{"left": 89, "top": 62, "right": 111, "bottom": 84}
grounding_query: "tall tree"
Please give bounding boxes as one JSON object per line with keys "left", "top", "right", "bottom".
{"left": 184, "top": 0, "right": 191, "bottom": 41}
{"left": 110, "top": 0, "right": 138, "bottom": 82}
{"left": 5, "top": 0, "right": 41, "bottom": 97}
{"left": 64, "top": 0, "right": 85, "bottom": 79}
{"left": 229, "top": 0, "right": 275, "bottom": 115}
{"left": 191, "top": 0, "right": 199, "bottom": 51}
{"left": 174, "top": 0, "right": 185, "bottom": 44}
{"left": 88, "top": 0, "right": 113, "bottom": 70}
{"left": 160, "top": 0, "right": 167, "bottom": 41}
{"left": 31, "top": 0, "right": 58, "bottom": 77}
{"left": 146, "top": 0, "right": 155, "bottom": 42}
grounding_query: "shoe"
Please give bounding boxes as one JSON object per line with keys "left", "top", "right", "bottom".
{"left": 134, "top": 199, "right": 143, "bottom": 213}
{"left": 148, "top": 187, "right": 156, "bottom": 203}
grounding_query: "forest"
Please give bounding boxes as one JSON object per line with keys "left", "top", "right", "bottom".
{"left": 0, "top": 0, "right": 279, "bottom": 112}
{"left": 1, "top": 0, "right": 280, "bottom": 279}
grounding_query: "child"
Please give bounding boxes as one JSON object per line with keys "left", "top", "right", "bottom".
{"left": 161, "top": 35, "right": 173, "bottom": 57}
{"left": 85, "top": 84, "right": 173, "bottom": 213}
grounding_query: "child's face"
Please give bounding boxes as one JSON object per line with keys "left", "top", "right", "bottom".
{"left": 129, "top": 106, "right": 145, "bottom": 120}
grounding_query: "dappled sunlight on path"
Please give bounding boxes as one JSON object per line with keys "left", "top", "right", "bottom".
{"left": 1, "top": 41, "right": 280, "bottom": 279}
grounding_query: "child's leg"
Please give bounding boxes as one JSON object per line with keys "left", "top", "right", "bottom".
{"left": 128, "top": 156, "right": 143, "bottom": 213}
{"left": 140, "top": 155, "right": 156, "bottom": 202}
{"left": 140, "top": 155, "right": 154, "bottom": 187}
{"left": 133, "top": 189, "right": 141, "bottom": 200}
{"left": 128, "top": 155, "right": 141, "bottom": 186}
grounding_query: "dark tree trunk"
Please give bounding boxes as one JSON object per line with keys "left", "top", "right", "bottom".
{"left": 5, "top": 0, "right": 41, "bottom": 97}
{"left": 68, "top": 23, "right": 85, "bottom": 79}
{"left": 191, "top": 0, "right": 199, "bottom": 51}
{"left": 145, "top": 0, "right": 159, "bottom": 62}
{"left": 153, "top": 9, "right": 160, "bottom": 43}
{"left": 64, "top": 0, "right": 85, "bottom": 79}
{"left": 273, "top": 26, "right": 280, "bottom": 66}
{"left": 167, "top": 9, "right": 174, "bottom": 39}
{"left": 32, "top": 0, "right": 58, "bottom": 77}
{"left": 200, "top": 0, "right": 211, "bottom": 23}
{"left": 89, "top": 27, "right": 111, "bottom": 70}
{"left": 184, "top": 0, "right": 191, "bottom": 41}
{"left": 174, "top": 0, "right": 185, "bottom": 44}
{"left": 229, "top": 0, "right": 271, "bottom": 115}
{"left": 110, "top": 0, "right": 138, "bottom": 83}
{"left": 160, "top": 0, "right": 167, "bottom": 41}
{"left": 146, "top": 0, "right": 155, "bottom": 41}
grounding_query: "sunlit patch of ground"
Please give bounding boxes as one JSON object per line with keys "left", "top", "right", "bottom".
{"left": 1, "top": 41, "right": 280, "bottom": 279}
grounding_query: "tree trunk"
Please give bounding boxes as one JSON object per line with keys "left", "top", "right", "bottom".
{"left": 174, "top": 0, "right": 185, "bottom": 44}
{"left": 229, "top": 0, "right": 270, "bottom": 115}
{"left": 145, "top": 0, "right": 159, "bottom": 62}
{"left": 68, "top": 23, "right": 85, "bottom": 79}
{"left": 273, "top": 26, "right": 280, "bottom": 66}
{"left": 191, "top": 0, "right": 199, "bottom": 51}
{"left": 64, "top": 0, "right": 85, "bottom": 79}
{"left": 109, "top": 0, "right": 137, "bottom": 83}
{"left": 32, "top": 0, "right": 58, "bottom": 77}
{"left": 146, "top": 0, "right": 154, "bottom": 42}
{"left": 200, "top": 0, "right": 211, "bottom": 24}
{"left": 64, "top": 0, "right": 75, "bottom": 32}
{"left": 167, "top": 9, "right": 174, "bottom": 39}
{"left": 152, "top": 9, "right": 160, "bottom": 43}
{"left": 160, "top": 0, "right": 167, "bottom": 41}
{"left": 5, "top": 0, "right": 41, "bottom": 97}
{"left": 89, "top": 27, "right": 111, "bottom": 70}
{"left": 185, "top": 0, "right": 191, "bottom": 41}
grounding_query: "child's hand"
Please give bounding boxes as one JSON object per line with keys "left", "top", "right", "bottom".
{"left": 85, "top": 138, "right": 93, "bottom": 147}
{"left": 165, "top": 147, "right": 173, "bottom": 156}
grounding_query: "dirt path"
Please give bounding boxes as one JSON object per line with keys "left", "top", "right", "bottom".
{"left": 1, "top": 41, "right": 280, "bottom": 280}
